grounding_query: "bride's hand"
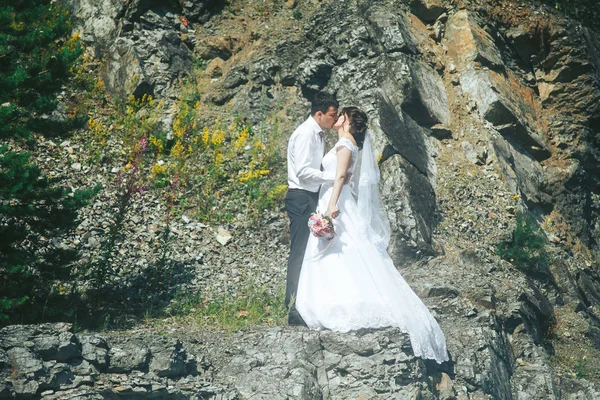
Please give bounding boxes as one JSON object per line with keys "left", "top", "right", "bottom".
{"left": 327, "top": 205, "right": 340, "bottom": 219}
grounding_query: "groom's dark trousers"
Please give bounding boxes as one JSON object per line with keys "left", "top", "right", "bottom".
{"left": 285, "top": 188, "right": 319, "bottom": 320}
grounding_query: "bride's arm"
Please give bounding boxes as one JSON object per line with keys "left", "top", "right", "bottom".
{"left": 327, "top": 147, "right": 352, "bottom": 219}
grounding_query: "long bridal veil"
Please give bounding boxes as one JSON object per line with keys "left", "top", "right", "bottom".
{"left": 355, "top": 130, "right": 391, "bottom": 254}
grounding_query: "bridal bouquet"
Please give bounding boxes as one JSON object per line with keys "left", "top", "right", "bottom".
{"left": 308, "top": 213, "right": 336, "bottom": 240}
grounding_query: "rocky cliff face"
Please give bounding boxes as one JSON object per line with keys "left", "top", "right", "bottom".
{"left": 3, "top": 0, "right": 600, "bottom": 398}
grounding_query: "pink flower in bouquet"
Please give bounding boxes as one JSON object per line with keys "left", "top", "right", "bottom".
{"left": 308, "top": 213, "right": 336, "bottom": 240}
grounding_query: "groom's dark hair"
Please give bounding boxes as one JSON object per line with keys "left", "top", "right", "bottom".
{"left": 310, "top": 92, "right": 339, "bottom": 115}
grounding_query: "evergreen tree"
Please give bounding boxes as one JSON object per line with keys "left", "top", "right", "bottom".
{"left": 0, "top": 0, "right": 82, "bottom": 139}
{"left": 0, "top": 0, "right": 97, "bottom": 323}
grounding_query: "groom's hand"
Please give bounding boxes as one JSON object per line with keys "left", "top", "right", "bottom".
{"left": 343, "top": 172, "right": 352, "bottom": 185}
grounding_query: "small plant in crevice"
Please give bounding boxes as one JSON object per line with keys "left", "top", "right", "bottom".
{"left": 497, "top": 211, "right": 549, "bottom": 274}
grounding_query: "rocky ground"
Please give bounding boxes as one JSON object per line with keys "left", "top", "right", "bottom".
{"left": 3, "top": 0, "right": 600, "bottom": 398}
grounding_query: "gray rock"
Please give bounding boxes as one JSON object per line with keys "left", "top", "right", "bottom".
{"left": 406, "top": 59, "right": 450, "bottom": 127}
{"left": 0, "top": 348, "right": 8, "bottom": 369}
{"left": 79, "top": 335, "right": 109, "bottom": 370}
{"left": 107, "top": 343, "right": 150, "bottom": 373}
{"left": 446, "top": 10, "right": 504, "bottom": 71}
{"left": 366, "top": 5, "right": 417, "bottom": 55}
{"left": 149, "top": 339, "right": 195, "bottom": 378}
{"left": 461, "top": 140, "right": 487, "bottom": 165}
{"left": 180, "top": 0, "right": 225, "bottom": 23}
{"left": 0, "top": 323, "right": 80, "bottom": 363}
{"left": 490, "top": 135, "right": 551, "bottom": 208}
{"left": 223, "top": 66, "right": 249, "bottom": 89}
{"left": 217, "top": 327, "right": 432, "bottom": 399}
{"left": 460, "top": 69, "right": 550, "bottom": 159}
{"left": 6, "top": 347, "right": 44, "bottom": 377}
{"left": 10, "top": 378, "right": 40, "bottom": 398}
{"left": 381, "top": 154, "right": 437, "bottom": 264}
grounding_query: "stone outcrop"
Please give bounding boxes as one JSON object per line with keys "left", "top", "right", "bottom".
{"left": 0, "top": 323, "right": 212, "bottom": 399}
{"left": 0, "top": 323, "right": 448, "bottom": 399}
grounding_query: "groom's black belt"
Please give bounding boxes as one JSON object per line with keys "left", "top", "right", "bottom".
{"left": 287, "top": 188, "right": 319, "bottom": 195}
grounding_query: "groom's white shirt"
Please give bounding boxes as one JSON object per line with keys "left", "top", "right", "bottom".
{"left": 287, "top": 116, "right": 335, "bottom": 193}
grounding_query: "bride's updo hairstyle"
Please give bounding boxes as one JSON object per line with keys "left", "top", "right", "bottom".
{"left": 342, "top": 107, "right": 368, "bottom": 150}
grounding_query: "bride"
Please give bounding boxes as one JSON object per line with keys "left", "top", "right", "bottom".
{"left": 295, "top": 107, "right": 449, "bottom": 364}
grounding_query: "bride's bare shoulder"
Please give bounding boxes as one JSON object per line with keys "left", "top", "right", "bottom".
{"left": 338, "top": 135, "right": 357, "bottom": 147}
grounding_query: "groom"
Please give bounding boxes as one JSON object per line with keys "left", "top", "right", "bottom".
{"left": 285, "top": 91, "right": 339, "bottom": 326}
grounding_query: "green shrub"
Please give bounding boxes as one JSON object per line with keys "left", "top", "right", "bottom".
{"left": 497, "top": 211, "right": 549, "bottom": 273}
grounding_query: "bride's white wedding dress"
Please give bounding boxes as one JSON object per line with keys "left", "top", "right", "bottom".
{"left": 296, "top": 137, "right": 449, "bottom": 364}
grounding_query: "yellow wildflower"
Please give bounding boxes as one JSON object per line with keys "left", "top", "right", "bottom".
{"left": 234, "top": 127, "right": 249, "bottom": 149}
{"left": 269, "top": 184, "right": 288, "bottom": 198}
{"left": 254, "top": 140, "right": 266, "bottom": 150}
{"left": 512, "top": 194, "right": 520, "bottom": 200}
{"left": 215, "top": 153, "right": 224, "bottom": 165}
{"left": 151, "top": 163, "right": 167, "bottom": 176}
{"left": 149, "top": 136, "right": 164, "bottom": 153}
{"left": 170, "top": 140, "right": 185, "bottom": 158}
{"left": 211, "top": 129, "right": 225, "bottom": 146}
{"left": 57, "top": 284, "right": 69, "bottom": 295}
{"left": 377, "top": 153, "right": 383, "bottom": 163}
{"left": 201, "top": 127, "right": 210, "bottom": 147}
{"left": 239, "top": 169, "right": 270, "bottom": 182}
{"left": 94, "top": 78, "right": 106, "bottom": 92}
{"left": 173, "top": 117, "right": 185, "bottom": 138}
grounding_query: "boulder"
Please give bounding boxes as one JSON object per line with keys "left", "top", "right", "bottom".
{"left": 149, "top": 339, "right": 195, "bottom": 377}
{"left": 79, "top": 335, "right": 110, "bottom": 370}
{"left": 0, "top": 323, "right": 80, "bottom": 362}
{"left": 206, "top": 57, "right": 226, "bottom": 78}
{"left": 491, "top": 135, "right": 551, "bottom": 208}
{"left": 446, "top": 10, "right": 504, "bottom": 71}
{"left": 107, "top": 342, "right": 150, "bottom": 373}
{"left": 381, "top": 154, "right": 437, "bottom": 264}
{"left": 460, "top": 69, "right": 550, "bottom": 159}
{"left": 366, "top": 5, "right": 417, "bottom": 55}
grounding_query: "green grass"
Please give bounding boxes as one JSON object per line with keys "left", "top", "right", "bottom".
{"left": 167, "top": 283, "right": 288, "bottom": 331}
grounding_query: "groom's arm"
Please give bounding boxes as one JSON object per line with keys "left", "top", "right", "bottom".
{"left": 293, "top": 135, "right": 335, "bottom": 184}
